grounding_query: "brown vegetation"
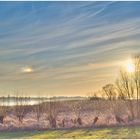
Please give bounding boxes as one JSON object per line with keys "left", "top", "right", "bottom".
{"left": 0, "top": 55, "right": 140, "bottom": 130}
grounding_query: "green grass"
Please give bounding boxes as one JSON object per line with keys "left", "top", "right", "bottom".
{"left": 0, "top": 126, "right": 140, "bottom": 139}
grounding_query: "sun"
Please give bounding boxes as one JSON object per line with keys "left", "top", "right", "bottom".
{"left": 125, "top": 59, "right": 135, "bottom": 73}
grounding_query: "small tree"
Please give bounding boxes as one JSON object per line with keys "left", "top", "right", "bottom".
{"left": 102, "top": 84, "right": 116, "bottom": 100}
{"left": 34, "top": 98, "right": 43, "bottom": 122}
{"left": 0, "top": 96, "right": 7, "bottom": 124}
{"left": 88, "top": 91, "right": 102, "bottom": 101}
{"left": 116, "top": 79, "right": 126, "bottom": 100}
{"left": 72, "top": 100, "right": 84, "bottom": 126}
{"left": 14, "top": 95, "right": 27, "bottom": 124}
{"left": 133, "top": 55, "right": 140, "bottom": 118}
{"left": 47, "top": 97, "right": 59, "bottom": 129}
{"left": 116, "top": 70, "right": 135, "bottom": 120}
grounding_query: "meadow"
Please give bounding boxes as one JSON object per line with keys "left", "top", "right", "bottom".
{"left": 0, "top": 125, "right": 140, "bottom": 139}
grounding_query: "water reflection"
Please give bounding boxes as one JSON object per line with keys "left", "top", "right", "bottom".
{"left": 0, "top": 97, "right": 45, "bottom": 106}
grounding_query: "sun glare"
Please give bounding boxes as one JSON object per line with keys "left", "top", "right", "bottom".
{"left": 21, "top": 67, "right": 34, "bottom": 73}
{"left": 125, "top": 59, "right": 135, "bottom": 73}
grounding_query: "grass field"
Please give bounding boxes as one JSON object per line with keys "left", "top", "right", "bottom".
{"left": 0, "top": 125, "right": 140, "bottom": 139}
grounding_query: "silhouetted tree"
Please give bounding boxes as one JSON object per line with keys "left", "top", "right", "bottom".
{"left": 72, "top": 100, "right": 84, "bottom": 126}
{"left": 116, "top": 70, "right": 135, "bottom": 120}
{"left": 102, "top": 84, "right": 116, "bottom": 100}
{"left": 0, "top": 96, "right": 7, "bottom": 124}
{"left": 34, "top": 97, "right": 43, "bottom": 122}
{"left": 115, "top": 115, "right": 125, "bottom": 124}
{"left": 133, "top": 55, "right": 140, "bottom": 118}
{"left": 92, "top": 116, "right": 99, "bottom": 126}
{"left": 14, "top": 95, "right": 27, "bottom": 124}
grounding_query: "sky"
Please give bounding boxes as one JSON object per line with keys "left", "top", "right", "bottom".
{"left": 0, "top": 1, "right": 140, "bottom": 97}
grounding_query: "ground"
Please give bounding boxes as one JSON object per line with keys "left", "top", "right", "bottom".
{"left": 0, "top": 125, "right": 140, "bottom": 139}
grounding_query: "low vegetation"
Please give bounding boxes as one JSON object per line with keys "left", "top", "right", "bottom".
{"left": 0, "top": 125, "right": 140, "bottom": 139}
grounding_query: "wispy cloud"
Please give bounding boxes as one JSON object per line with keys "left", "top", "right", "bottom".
{"left": 0, "top": 2, "right": 140, "bottom": 96}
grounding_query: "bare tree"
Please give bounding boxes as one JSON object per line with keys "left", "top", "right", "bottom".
{"left": 14, "top": 95, "right": 27, "bottom": 124}
{"left": 133, "top": 55, "right": 140, "bottom": 118}
{"left": 72, "top": 100, "right": 84, "bottom": 127}
{"left": 92, "top": 116, "right": 99, "bottom": 126}
{"left": 33, "top": 97, "right": 43, "bottom": 122}
{"left": 102, "top": 84, "right": 117, "bottom": 100}
{"left": 116, "top": 70, "right": 135, "bottom": 120}
{"left": 115, "top": 115, "right": 125, "bottom": 124}
{"left": 116, "top": 79, "right": 126, "bottom": 100}
{"left": 47, "top": 97, "right": 60, "bottom": 128}
{"left": 0, "top": 96, "right": 7, "bottom": 124}
{"left": 88, "top": 91, "right": 102, "bottom": 101}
